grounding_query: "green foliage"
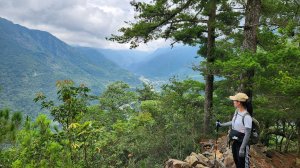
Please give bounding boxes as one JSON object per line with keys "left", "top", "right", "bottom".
{"left": 93, "top": 79, "right": 206, "bottom": 167}
{"left": 81, "top": 79, "right": 206, "bottom": 167}
{"left": 213, "top": 51, "right": 262, "bottom": 90}
{"left": 161, "top": 78, "right": 205, "bottom": 115}
{"left": 0, "top": 109, "right": 22, "bottom": 168}
{"left": 2, "top": 64, "right": 300, "bottom": 167}
{"left": 109, "top": 0, "right": 240, "bottom": 50}
{"left": 140, "top": 100, "right": 162, "bottom": 120}
{"left": 254, "top": 44, "right": 300, "bottom": 121}
{"left": 66, "top": 121, "right": 103, "bottom": 167}
{"left": 34, "top": 80, "right": 91, "bottom": 129}
{"left": 213, "top": 23, "right": 300, "bottom": 150}
{"left": 99, "top": 81, "right": 138, "bottom": 124}
{"left": 136, "top": 82, "right": 159, "bottom": 101}
{"left": 0, "top": 108, "right": 22, "bottom": 145}
{"left": 12, "top": 115, "right": 72, "bottom": 168}
{"left": 137, "top": 79, "right": 204, "bottom": 165}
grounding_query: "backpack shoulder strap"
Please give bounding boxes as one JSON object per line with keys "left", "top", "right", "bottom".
{"left": 242, "top": 112, "right": 251, "bottom": 126}
{"left": 232, "top": 109, "right": 238, "bottom": 129}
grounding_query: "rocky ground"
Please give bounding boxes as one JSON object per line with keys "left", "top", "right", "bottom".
{"left": 165, "top": 135, "right": 300, "bottom": 168}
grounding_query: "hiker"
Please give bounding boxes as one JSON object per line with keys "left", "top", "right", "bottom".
{"left": 216, "top": 92, "right": 252, "bottom": 168}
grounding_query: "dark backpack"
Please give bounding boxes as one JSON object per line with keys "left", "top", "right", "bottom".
{"left": 233, "top": 111, "right": 260, "bottom": 145}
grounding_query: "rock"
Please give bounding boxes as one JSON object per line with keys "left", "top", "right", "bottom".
{"left": 202, "top": 151, "right": 215, "bottom": 160}
{"left": 296, "top": 158, "right": 300, "bottom": 167}
{"left": 165, "top": 135, "right": 299, "bottom": 168}
{"left": 265, "top": 150, "right": 273, "bottom": 158}
{"left": 208, "top": 155, "right": 214, "bottom": 161}
{"left": 185, "top": 152, "right": 213, "bottom": 167}
{"left": 223, "top": 155, "right": 235, "bottom": 168}
{"left": 261, "top": 146, "right": 268, "bottom": 153}
{"left": 202, "top": 151, "right": 212, "bottom": 158}
{"left": 223, "top": 149, "right": 235, "bottom": 168}
{"left": 200, "top": 141, "right": 214, "bottom": 152}
{"left": 184, "top": 154, "right": 200, "bottom": 167}
{"left": 197, "top": 153, "right": 210, "bottom": 166}
{"left": 216, "top": 150, "right": 223, "bottom": 160}
{"left": 195, "top": 164, "right": 209, "bottom": 168}
{"left": 208, "top": 159, "right": 226, "bottom": 168}
{"left": 165, "top": 159, "right": 190, "bottom": 168}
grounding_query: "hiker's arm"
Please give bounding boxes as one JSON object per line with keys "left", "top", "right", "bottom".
{"left": 220, "top": 121, "right": 232, "bottom": 127}
{"left": 239, "top": 128, "right": 251, "bottom": 157}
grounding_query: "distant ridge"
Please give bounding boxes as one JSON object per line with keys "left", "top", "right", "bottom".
{"left": 98, "top": 46, "right": 203, "bottom": 81}
{"left": 130, "top": 46, "right": 202, "bottom": 79}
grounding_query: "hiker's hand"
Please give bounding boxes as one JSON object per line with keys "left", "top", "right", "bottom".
{"left": 239, "top": 148, "right": 245, "bottom": 157}
{"left": 216, "top": 120, "right": 221, "bottom": 128}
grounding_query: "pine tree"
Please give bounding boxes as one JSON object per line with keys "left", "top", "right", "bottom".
{"left": 0, "top": 108, "right": 22, "bottom": 145}
{"left": 109, "top": 0, "right": 241, "bottom": 134}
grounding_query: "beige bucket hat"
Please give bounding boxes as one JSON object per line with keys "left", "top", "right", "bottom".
{"left": 229, "top": 92, "right": 249, "bottom": 102}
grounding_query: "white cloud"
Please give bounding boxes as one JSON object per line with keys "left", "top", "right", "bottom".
{"left": 0, "top": 0, "right": 169, "bottom": 51}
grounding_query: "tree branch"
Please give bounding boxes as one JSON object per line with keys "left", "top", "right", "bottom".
{"left": 144, "top": 0, "right": 195, "bottom": 34}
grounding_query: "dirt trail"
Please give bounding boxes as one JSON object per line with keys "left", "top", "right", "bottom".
{"left": 165, "top": 135, "right": 300, "bottom": 168}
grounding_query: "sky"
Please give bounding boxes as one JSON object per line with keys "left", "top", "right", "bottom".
{"left": 0, "top": 0, "right": 171, "bottom": 51}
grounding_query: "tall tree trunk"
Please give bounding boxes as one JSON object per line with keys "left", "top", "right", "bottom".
{"left": 296, "top": 120, "right": 300, "bottom": 156}
{"left": 240, "top": 0, "right": 261, "bottom": 98}
{"left": 203, "top": 0, "right": 216, "bottom": 134}
{"left": 298, "top": 128, "right": 300, "bottom": 156}
{"left": 284, "top": 122, "right": 294, "bottom": 153}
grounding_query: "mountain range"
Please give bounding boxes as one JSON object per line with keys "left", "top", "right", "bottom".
{"left": 0, "top": 17, "right": 202, "bottom": 117}
{"left": 0, "top": 18, "right": 139, "bottom": 117}
{"left": 98, "top": 46, "right": 203, "bottom": 80}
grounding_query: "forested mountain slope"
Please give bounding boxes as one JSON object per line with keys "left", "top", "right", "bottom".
{"left": 0, "top": 18, "right": 139, "bottom": 117}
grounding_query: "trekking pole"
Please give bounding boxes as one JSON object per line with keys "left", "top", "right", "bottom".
{"left": 214, "top": 120, "right": 220, "bottom": 167}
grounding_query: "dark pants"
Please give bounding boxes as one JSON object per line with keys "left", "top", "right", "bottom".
{"left": 232, "top": 140, "right": 250, "bottom": 168}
